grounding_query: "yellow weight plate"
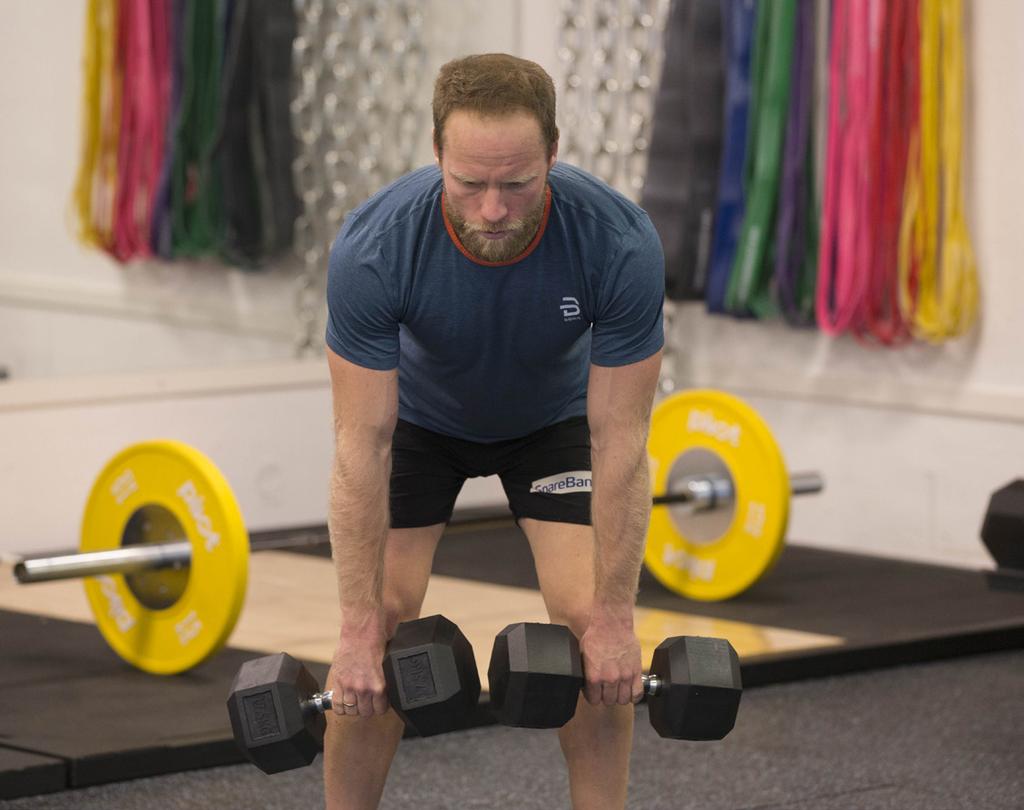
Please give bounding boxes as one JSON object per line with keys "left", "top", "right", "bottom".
{"left": 81, "top": 441, "right": 248, "bottom": 674}
{"left": 646, "top": 390, "right": 789, "bottom": 601}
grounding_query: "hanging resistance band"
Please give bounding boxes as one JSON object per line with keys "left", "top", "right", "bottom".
{"left": 815, "top": 0, "right": 875, "bottom": 334}
{"left": 854, "top": 0, "right": 915, "bottom": 346}
{"left": 71, "top": 0, "right": 121, "bottom": 251}
{"left": 641, "top": 0, "right": 724, "bottom": 301}
{"left": 898, "top": 0, "right": 978, "bottom": 342}
{"left": 217, "top": 0, "right": 299, "bottom": 268}
{"left": 773, "top": 0, "right": 817, "bottom": 326}
{"left": 250, "top": 1, "right": 300, "bottom": 260}
{"left": 724, "top": 0, "right": 795, "bottom": 317}
{"left": 150, "top": 0, "right": 180, "bottom": 260}
{"left": 110, "top": 0, "right": 166, "bottom": 262}
{"left": 934, "top": 0, "right": 979, "bottom": 337}
{"left": 812, "top": 0, "right": 830, "bottom": 227}
{"left": 705, "top": 0, "right": 756, "bottom": 314}
{"left": 171, "top": 0, "right": 225, "bottom": 257}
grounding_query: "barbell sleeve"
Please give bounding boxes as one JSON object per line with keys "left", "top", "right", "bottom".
{"left": 652, "top": 470, "right": 824, "bottom": 508}
{"left": 14, "top": 542, "right": 192, "bottom": 584}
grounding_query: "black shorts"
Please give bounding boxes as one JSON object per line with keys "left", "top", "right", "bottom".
{"left": 389, "top": 417, "right": 593, "bottom": 528}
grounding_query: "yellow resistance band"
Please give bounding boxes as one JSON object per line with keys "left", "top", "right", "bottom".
{"left": 71, "top": 0, "right": 121, "bottom": 250}
{"left": 898, "top": 0, "right": 978, "bottom": 343}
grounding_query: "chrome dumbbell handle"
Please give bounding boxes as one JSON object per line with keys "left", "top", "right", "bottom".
{"left": 303, "top": 691, "right": 334, "bottom": 715}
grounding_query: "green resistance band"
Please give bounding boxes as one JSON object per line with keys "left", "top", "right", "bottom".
{"left": 725, "top": 0, "right": 796, "bottom": 317}
{"left": 171, "top": 0, "right": 225, "bottom": 257}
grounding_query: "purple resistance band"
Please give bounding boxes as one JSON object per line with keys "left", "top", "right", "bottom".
{"left": 773, "top": 0, "right": 816, "bottom": 325}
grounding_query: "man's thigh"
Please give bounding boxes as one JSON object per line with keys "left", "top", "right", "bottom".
{"left": 519, "top": 517, "right": 596, "bottom": 637}
{"left": 390, "top": 419, "right": 468, "bottom": 528}
{"left": 498, "top": 415, "right": 592, "bottom": 526}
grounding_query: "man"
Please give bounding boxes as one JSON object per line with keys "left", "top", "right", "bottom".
{"left": 324, "top": 53, "right": 664, "bottom": 809}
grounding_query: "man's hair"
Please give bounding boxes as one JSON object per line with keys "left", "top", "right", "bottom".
{"left": 432, "top": 53, "right": 559, "bottom": 158}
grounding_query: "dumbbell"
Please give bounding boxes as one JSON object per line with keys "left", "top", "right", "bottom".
{"left": 488, "top": 622, "right": 741, "bottom": 740}
{"left": 981, "top": 479, "right": 1024, "bottom": 592}
{"left": 227, "top": 614, "right": 480, "bottom": 774}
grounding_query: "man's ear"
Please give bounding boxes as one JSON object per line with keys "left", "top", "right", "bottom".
{"left": 548, "top": 137, "right": 559, "bottom": 169}
{"left": 432, "top": 129, "right": 440, "bottom": 165}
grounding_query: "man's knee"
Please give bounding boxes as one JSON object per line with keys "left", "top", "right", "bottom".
{"left": 381, "top": 591, "right": 425, "bottom": 628}
{"left": 381, "top": 524, "right": 444, "bottom": 630}
{"left": 544, "top": 599, "right": 593, "bottom": 641}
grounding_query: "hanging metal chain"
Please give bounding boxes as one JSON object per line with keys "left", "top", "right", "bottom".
{"left": 558, "top": 0, "right": 677, "bottom": 394}
{"left": 558, "top": 0, "right": 670, "bottom": 199}
{"left": 291, "top": 0, "right": 325, "bottom": 358}
{"left": 290, "top": 0, "right": 426, "bottom": 357}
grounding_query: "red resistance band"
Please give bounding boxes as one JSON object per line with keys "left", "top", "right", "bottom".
{"left": 111, "top": 0, "right": 169, "bottom": 262}
{"left": 854, "top": 0, "right": 918, "bottom": 346}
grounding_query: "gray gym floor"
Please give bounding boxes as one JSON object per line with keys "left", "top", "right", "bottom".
{"left": 4, "top": 650, "right": 1020, "bottom": 810}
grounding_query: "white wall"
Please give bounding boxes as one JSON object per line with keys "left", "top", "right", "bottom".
{"left": 520, "top": 0, "right": 1023, "bottom": 569}
{"left": 2, "top": 1, "right": 1021, "bottom": 573}
{"left": 0, "top": 1, "right": 516, "bottom": 556}
{"left": 0, "top": 0, "right": 514, "bottom": 379}
{"left": 0, "top": 362, "right": 501, "bottom": 556}
{"left": 0, "top": 1, "right": 304, "bottom": 378}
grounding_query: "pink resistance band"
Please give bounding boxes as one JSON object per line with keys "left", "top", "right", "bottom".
{"left": 111, "top": 0, "right": 168, "bottom": 262}
{"left": 816, "top": 0, "right": 876, "bottom": 335}
{"left": 855, "top": 0, "right": 917, "bottom": 346}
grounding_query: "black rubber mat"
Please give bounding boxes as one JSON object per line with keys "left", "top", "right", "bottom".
{"left": 286, "top": 519, "right": 1024, "bottom": 647}
{"left": 0, "top": 749, "right": 65, "bottom": 801}
{"left": 430, "top": 522, "right": 1024, "bottom": 681}
{"left": 0, "top": 608, "right": 492, "bottom": 799}
{"left": 4, "top": 521, "right": 1023, "bottom": 799}
{"left": 0, "top": 611, "right": 327, "bottom": 797}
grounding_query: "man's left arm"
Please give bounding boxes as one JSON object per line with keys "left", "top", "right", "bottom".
{"left": 582, "top": 349, "right": 662, "bottom": 706}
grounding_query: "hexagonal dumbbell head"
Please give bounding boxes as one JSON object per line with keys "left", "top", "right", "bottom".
{"left": 226, "top": 653, "right": 325, "bottom": 774}
{"left": 383, "top": 614, "right": 481, "bottom": 737}
{"left": 981, "top": 480, "right": 1024, "bottom": 570}
{"left": 647, "top": 636, "right": 742, "bottom": 741}
{"left": 488, "top": 622, "right": 584, "bottom": 728}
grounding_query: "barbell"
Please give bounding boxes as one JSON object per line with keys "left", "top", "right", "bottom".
{"left": 11, "top": 389, "right": 823, "bottom": 674}
{"left": 645, "top": 389, "right": 824, "bottom": 601}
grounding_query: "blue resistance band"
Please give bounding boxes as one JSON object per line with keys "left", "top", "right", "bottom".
{"left": 705, "top": 0, "right": 756, "bottom": 314}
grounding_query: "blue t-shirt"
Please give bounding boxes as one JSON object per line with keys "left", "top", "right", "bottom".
{"left": 326, "top": 162, "right": 665, "bottom": 442}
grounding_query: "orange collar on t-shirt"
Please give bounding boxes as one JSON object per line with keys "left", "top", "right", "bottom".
{"left": 441, "top": 186, "right": 552, "bottom": 267}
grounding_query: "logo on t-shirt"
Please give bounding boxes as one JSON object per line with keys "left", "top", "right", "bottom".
{"left": 560, "top": 296, "right": 582, "bottom": 322}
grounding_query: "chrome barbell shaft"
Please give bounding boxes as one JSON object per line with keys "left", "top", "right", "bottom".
{"left": 13, "top": 533, "right": 330, "bottom": 585}
{"left": 17, "top": 471, "right": 824, "bottom": 584}
{"left": 651, "top": 470, "right": 824, "bottom": 508}
{"left": 14, "top": 542, "right": 192, "bottom": 584}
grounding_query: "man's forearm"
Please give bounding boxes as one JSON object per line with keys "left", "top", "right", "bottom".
{"left": 328, "top": 437, "right": 392, "bottom": 636}
{"left": 590, "top": 434, "right": 651, "bottom": 623}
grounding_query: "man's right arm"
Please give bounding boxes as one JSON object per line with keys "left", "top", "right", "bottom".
{"left": 326, "top": 346, "right": 398, "bottom": 716}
